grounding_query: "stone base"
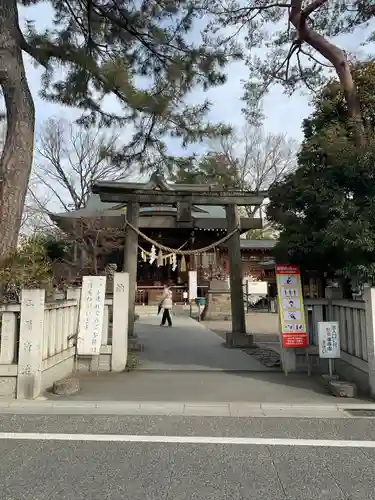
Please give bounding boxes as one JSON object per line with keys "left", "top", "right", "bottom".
{"left": 225, "top": 332, "right": 255, "bottom": 348}
{"left": 321, "top": 373, "right": 340, "bottom": 383}
{"left": 328, "top": 380, "right": 357, "bottom": 398}
{"left": 203, "top": 282, "right": 231, "bottom": 321}
{"left": 0, "top": 377, "right": 16, "bottom": 399}
{"left": 129, "top": 338, "right": 144, "bottom": 352}
{"left": 52, "top": 377, "right": 80, "bottom": 396}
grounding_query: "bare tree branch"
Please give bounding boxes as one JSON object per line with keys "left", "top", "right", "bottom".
{"left": 51, "top": 218, "right": 125, "bottom": 288}
{"left": 32, "top": 117, "right": 130, "bottom": 213}
{"left": 210, "top": 125, "right": 297, "bottom": 232}
{"left": 214, "top": 124, "right": 297, "bottom": 192}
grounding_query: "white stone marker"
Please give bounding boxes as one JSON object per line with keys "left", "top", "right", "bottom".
{"left": 17, "top": 289, "right": 45, "bottom": 399}
{"left": 112, "top": 272, "right": 129, "bottom": 371}
{"left": 77, "top": 276, "right": 106, "bottom": 356}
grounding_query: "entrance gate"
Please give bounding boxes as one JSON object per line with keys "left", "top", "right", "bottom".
{"left": 92, "top": 173, "right": 267, "bottom": 347}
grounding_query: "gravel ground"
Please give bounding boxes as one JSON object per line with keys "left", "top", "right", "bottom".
{"left": 207, "top": 327, "right": 281, "bottom": 369}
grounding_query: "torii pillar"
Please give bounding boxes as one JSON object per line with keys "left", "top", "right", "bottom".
{"left": 225, "top": 204, "right": 254, "bottom": 347}
{"left": 123, "top": 202, "right": 140, "bottom": 338}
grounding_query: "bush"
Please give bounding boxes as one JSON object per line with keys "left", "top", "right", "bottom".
{"left": 0, "top": 235, "right": 53, "bottom": 302}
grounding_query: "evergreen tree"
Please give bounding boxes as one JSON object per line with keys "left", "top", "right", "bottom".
{"left": 268, "top": 61, "right": 375, "bottom": 283}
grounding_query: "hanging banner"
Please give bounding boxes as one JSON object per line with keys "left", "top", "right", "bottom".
{"left": 189, "top": 270, "right": 198, "bottom": 300}
{"left": 276, "top": 265, "right": 308, "bottom": 348}
{"left": 77, "top": 276, "right": 107, "bottom": 355}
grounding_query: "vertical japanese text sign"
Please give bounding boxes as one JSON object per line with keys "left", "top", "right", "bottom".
{"left": 276, "top": 265, "right": 308, "bottom": 348}
{"left": 77, "top": 276, "right": 107, "bottom": 355}
{"left": 189, "top": 270, "right": 198, "bottom": 300}
{"left": 318, "top": 322, "right": 340, "bottom": 358}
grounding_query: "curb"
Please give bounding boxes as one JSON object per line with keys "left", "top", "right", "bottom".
{"left": 0, "top": 400, "right": 374, "bottom": 418}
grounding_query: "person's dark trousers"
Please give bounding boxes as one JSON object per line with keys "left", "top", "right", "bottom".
{"left": 161, "top": 308, "right": 172, "bottom": 327}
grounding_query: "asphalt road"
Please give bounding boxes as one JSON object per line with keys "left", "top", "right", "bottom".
{"left": 2, "top": 414, "right": 375, "bottom": 499}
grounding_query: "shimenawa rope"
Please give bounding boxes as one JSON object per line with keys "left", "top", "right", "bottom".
{"left": 138, "top": 239, "right": 189, "bottom": 258}
{"left": 125, "top": 218, "right": 238, "bottom": 256}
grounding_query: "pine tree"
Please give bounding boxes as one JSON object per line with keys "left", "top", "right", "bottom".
{"left": 0, "top": 0, "right": 237, "bottom": 258}
{"left": 206, "top": 0, "right": 375, "bottom": 145}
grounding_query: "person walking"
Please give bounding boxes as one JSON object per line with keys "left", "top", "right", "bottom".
{"left": 160, "top": 284, "right": 173, "bottom": 327}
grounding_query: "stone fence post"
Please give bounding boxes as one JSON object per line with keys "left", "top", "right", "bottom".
{"left": 17, "top": 289, "right": 45, "bottom": 399}
{"left": 112, "top": 272, "right": 129, "bottom": 371}
{"left": 0, "top": 308, "right": 17, "bottom": 365}
{"left": 364, "top": 286, "right": 375, "bottom": 397}
{"left": 66, "top": 287, "right": 81, "bottom": 302}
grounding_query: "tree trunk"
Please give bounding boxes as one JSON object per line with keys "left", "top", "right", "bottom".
{"left": 0, "top": 0, "right": 35, "bottom": 259}
{"left": 290, "top": 1, "right": 365, "bottom": 147}
{"left": 335, "top": 61, "right": 365, "bottom": 147}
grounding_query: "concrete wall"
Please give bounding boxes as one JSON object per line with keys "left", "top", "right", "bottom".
{"left": 77, "top": 347, "right": 112, "bottom": 372}
{"left": 41, "top": 349, "right": 76, "bottom": 393}
{"left": 0, "top": 377, "right": 17, "bottom": 398}
{"left": 335, "top": 359, "right": 369, "bottom": 395}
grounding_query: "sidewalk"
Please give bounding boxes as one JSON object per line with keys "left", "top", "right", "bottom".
{"left": 1, "top": 399, "right": 375, "bottom": 418}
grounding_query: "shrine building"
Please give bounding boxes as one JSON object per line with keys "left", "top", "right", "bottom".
{"left": 50, "top": 174, "right": 277, "bottom": 303}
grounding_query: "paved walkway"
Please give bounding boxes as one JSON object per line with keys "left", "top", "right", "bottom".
{"left": 43, "top": 313, "right": 366, "bottom": 404}
{"left": 202, "top": 312, "right": 279, "bottom": 342}
{"left": 135, "top": 314, "right": 274, "bottom": 372}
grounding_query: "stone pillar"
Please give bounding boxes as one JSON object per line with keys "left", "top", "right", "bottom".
{"left": 112, "top": 272, "right": 129, "bottom": 371}
{"left": 225, "top": 204, "right": 253, "bottom": 347}
{"left": 0, "top": 310, "right": 17, "bottom": 364}
{"left": 17, "top": 289, "right": 45, "bottom": 399}
{"left": 123, "top": 203, "right": 140, "bottom": 337}
{"left": 66, "top": 287, "right": 81, "bottom": 302}
{"left": 364, "top": 286, "right": 375, "bottom": 397}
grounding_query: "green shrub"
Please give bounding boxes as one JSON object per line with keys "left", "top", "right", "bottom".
{"left": 0, "top": 235, "right": 53, "bottom": 302}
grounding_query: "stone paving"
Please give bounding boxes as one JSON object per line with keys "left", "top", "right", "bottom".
{"left": 41, "top": 311, "right": 365, "bottom": 404}
{"left": 41, "top": 313, "right": 364, "bottom": 404}
{"left": 202, "top": 311, "right": 279, "bottom": 341}
{"left": 135, "top": 314, "right": 276, "bottom": 372}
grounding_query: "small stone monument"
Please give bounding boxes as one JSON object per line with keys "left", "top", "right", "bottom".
{"left": 203, "top": 278, "right": 231, "bottom": 320}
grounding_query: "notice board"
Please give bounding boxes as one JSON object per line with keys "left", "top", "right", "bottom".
{"left": 276, "top": 265, "right": 308, "bottom": 348}
{"left": 77, "top": 275, "right": 106, "bottom": 355}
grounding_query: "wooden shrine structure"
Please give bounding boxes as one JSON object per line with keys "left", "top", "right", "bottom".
{"left": 90, "top": 173, "right": 268, "bottom": 346}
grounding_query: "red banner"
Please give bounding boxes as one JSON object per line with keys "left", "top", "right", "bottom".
{"left": 276, "top": 264, "right": 308, "bottom": 348}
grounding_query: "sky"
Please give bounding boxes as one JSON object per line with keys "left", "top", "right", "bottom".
{"left": 15, "top": 4, "right": 374, "bottom": 159}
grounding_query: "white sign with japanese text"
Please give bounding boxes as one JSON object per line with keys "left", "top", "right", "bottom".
{"left": 77, "top": 276, "right": 107, "bottom": 355}
{"left": 189, "top": 270, "right": 198, "bottom": 300}
{"left": 318, "top": 321, "right": 340, "bottom": 359}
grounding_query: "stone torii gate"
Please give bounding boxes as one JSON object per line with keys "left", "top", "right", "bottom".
{"left": 92, "top": 174, "right": 267, "bottom": 347}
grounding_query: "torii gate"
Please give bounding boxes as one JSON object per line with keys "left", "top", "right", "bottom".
{"left": 92, "top": 173, "right": 267, "bottom": 347}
